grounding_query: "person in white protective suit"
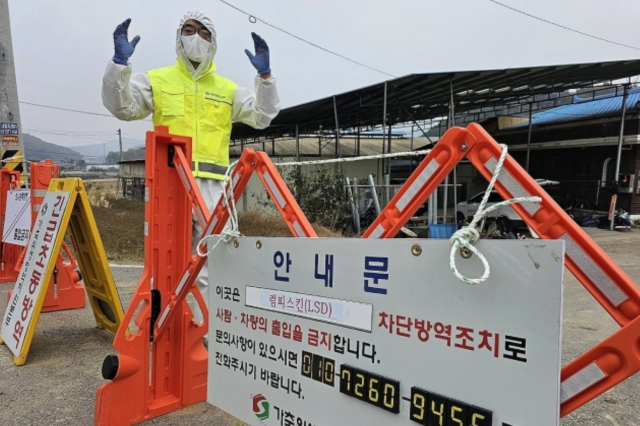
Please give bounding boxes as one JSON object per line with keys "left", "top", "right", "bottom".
{"left": 102, "top": 9, "right": 280, "bottom": 341}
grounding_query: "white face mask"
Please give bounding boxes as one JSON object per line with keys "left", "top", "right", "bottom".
{"left": 181, "top": 34, "right": 211, "bottom": 64}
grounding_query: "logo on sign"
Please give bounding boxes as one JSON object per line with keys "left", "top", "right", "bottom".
{"left": 252, "top": 394, "right": 269, "bottom": 420}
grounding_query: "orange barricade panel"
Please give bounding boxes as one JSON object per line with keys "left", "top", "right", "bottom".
{"left": 30, "top": 160, "right": 85, "bottom": 312}
{"left": 95, "top": 126, "right": 315, "bottom": 426}
{"left": 95, "top": 126, "right": 199, "bottom": 426}
{"left": 363, "top": 123, "right": 640, "bottom": 417}
{"left": 152, "top": 149, "right": 317, "bottom": 342}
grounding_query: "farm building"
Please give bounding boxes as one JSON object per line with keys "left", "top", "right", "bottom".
{"left": 118, "top": 159, "right": 145, "bottom": 200}
{"left": 232, "top": 60, "right": 640, "bottom": 217}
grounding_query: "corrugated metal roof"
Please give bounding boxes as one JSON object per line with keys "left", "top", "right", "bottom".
{"left": 232, "top": 59, "right": 640, "bottom": 141}
{"left": 505, "top": 88, "right": 640, "bottom": 129}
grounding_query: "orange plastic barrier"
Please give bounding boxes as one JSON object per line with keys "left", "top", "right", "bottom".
{"left": 0, "top": 169, "right": 21, "bottom": 282}
{"left": 364, "top": 123, "right": 640, "bottom": 416}
{"left": 30, "top": 160, "right": 84, "bottom": 312}
{"left": 94, "top": 126, "right": 316, "bottom": 426}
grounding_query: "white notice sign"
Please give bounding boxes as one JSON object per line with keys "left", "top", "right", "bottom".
{"left": 2, "top": 189, "right": 31, "bottom": 246}
{"left": 208, "top": 238, "right": 565, "bottom": 426}
{"left": 1, "top": 192, "right": 70, "bottom": 355}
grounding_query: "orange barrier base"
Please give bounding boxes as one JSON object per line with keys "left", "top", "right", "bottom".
{"left": 0, "top": 244, "right": 20, "bottom": 283}
{"left": 94, "top": 299, "right": 208, "bottom": 426}
{"left": 41, "top": 250, "right": 85, "bottom": 312}
{"left": 95, "top": 126, "right": 316, "bottom": 426}
{"left": 95, "top": 126, "right": 207, "bottom": 426}
{"left": 7, "top": 245, "right": 84, "bottom": 312}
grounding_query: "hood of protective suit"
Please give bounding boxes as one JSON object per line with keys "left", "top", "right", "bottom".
{"left": 176, "top": 9, "right": 217, "bottom": 80}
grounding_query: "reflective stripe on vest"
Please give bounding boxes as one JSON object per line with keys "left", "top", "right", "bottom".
{"left": 192, "top": 161, "right": 228, "bottom": 176}
{"left": 147, "top": 59, "right": 238, "bottom": 180}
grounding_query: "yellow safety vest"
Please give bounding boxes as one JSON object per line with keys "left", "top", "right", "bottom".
{"left": 148, "top": 59, "right": 238, "bottom": 180}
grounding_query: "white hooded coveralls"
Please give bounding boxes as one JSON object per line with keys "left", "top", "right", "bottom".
{"left": 102, "top": 9, "right": 280, "bottom": 324}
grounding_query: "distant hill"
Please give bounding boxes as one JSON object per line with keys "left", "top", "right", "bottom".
{"left": 23, "top": 134, "right": 83, "bottom": 162}
{"left": 73, "top": 140, "right": 144, "bottom": 164}
{"left": 72, "top": 140, "right": 120, "bottom": 163}
{"left": 106, "top": 147, "right": 145, "bottom": 164}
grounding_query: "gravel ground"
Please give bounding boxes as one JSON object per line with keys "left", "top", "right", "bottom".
{"left": 1, "top": 228, "right": 640, "bottom": 425}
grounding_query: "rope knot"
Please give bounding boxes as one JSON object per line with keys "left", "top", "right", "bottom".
{"left": 447, "top": 143, "right": 541, "bottom": 286}
{"left": 450, "top": 226, "right": 479, "bottom": 247}
{"left": 197, "top": 230, "right": 241, "bottom": 257}
{"left": 448, "top": 225, "right": 489, "bottom": 286}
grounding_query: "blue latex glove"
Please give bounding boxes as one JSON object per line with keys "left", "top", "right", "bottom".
{"left": 112, "top": 18, "right": 140, "bottom": 65}
{"left": 244, "top": 32, "right": 271, "bottom": 75}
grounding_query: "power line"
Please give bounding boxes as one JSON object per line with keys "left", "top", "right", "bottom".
{"left": 22, "top": 126, "right": 144, "bottom": 149}
{"left": 23, "top": 126, "right": 144, "bottom": 142}
{"left": 25, "top": 132, "right": 116, "bottom": 138}
{"left": 23, "top": 127, "right": 120, "bottom": 143}
{"left": 488, "top": 0, "right": 640, "bottom": 51}
{"left": 25, "top": 132, "right": 116, "bottom": 143}
{"left": 121, "top": 134, "right": 145, "bottom": 144}
{"left": 19, "top": 101, "right": 153, "bottom": 122}
{"left": 20, "top": 101, "right": 116, "bottom": 118}
{"left": 22, "top": 148, "right": 83, "bottom": 157}
{"left": 24, "top": 132, "right": 144, "bottom": 147}
{"left": 21, "top": 147, "right": 122, "bottom": 160}
{"left": 18, "top": 80, "right": 100, "bottom": 97}
{"left": 217, "top": 0, "right": 396, "bottom": 78}
{"left": 23, "top": 126, "right": 117, "bottom": 136}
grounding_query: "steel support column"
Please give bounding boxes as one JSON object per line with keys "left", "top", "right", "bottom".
{"left": 333, "top": 95, "right": 341, "bottom": 158}
{"left": 610, "top": 84, "right": 629, "bottom": 231}
{"left": 526, "top": 103, "right": 533, "bottom": 172}
{"left": 295, "top": 124, "right": 300, "bottom": 163}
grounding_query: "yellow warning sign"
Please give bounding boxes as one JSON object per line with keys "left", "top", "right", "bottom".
{"left": 0, "top": 178, "right": 124, "bottom": 365}
{"left": 1, "top": 149, "right": 24, "bottom": 176}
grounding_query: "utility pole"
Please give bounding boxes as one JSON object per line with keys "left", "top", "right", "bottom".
{"left": 117, "top": 128, "right": 123, "bottom": 198}
{"left": 0, "top": 0, "right": 27, "bottom": 179}
{"left": 118, "top": 128, "right": 123, "bottom": 162}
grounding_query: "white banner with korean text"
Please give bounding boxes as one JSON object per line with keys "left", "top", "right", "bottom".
{"left": 2, "top": 190, "right": 31, "bottom": 246}
{"left": 1, "top": 192, "right": 70, "bottom": 355}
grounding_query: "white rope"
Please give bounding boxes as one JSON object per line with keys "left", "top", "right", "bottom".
{"left": 273, "top": 149, "right": 431, "bottom": 167}
{"left": 2, "top": 156, "right": 24, "bottom": 163}
{"left": 197, "top": 160, "right": 242, "bottom": 257}
{"left": 448, "top": 144, "right": 541, "bottom": 285}
{"left": 193, "top": 149, "right": 431, "bottom": 255}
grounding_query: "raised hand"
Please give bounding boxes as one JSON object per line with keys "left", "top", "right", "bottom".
{"left": 244, "top": 32, "right": 271, "bottom": 75}
{"left": 112, "top": 18, "right": 141, "bottom": 65}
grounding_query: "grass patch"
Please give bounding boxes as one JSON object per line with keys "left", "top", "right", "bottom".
{"left": 238, "top": 210, "right": 342, "bottom": 238}
{"left": 83, "top": 180, "right": 341, "bottom": 262}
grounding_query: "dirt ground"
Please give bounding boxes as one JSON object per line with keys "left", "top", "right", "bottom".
{"left": 560, "top": 229, "right": 640, "bottom": 426}
{"left": 0, "top": 228, "right": 640, "bottom": 425}
{"left": 90, "top": 197, "right": 146, "bottom": 261}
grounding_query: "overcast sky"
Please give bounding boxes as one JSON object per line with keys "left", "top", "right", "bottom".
{"left": 7, "top": 0, "right": 640, "bottom": 152}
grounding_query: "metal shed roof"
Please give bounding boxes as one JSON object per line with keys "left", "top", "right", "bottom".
{"left": 231, "top": 59, "right": 640, "bottom": 141}
{"left": 505, "top": 87, "right": 640, "bottom": 129}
